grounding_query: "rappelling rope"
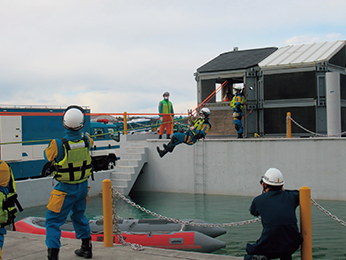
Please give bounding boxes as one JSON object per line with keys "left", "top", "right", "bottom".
{"left": 287, "top": 115, "right": 346, "bottom": 137}
{"left": 0, "top": 80, "right": 228, "bottom": 146}
{"left": 191, "top": 80, "right": 229, "bottom": 117}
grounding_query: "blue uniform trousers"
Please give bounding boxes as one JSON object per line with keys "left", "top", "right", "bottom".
{"left": 0, "top": 228, "right": 6, "bottom": 249}
{"left": 45, "top": 181, "right": 90, "bottom": 248}
{"left": 171, "top": 131, "right": 197, "bottom": 147}
{"left": 233, "top": 112, "right": 243, "bottom": 134}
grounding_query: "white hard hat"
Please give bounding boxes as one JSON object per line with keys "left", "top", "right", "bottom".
{"left": 233, "top": 85, "right": 243, "bottom": 91}
{"left": 199, "top": 107, "right": 210, "bottom": 118}
{"left": 63, "top": 106, "right": 85, "bottom": 130}
{"left": 261, "top": 168, "right": 285, "bottom": 186}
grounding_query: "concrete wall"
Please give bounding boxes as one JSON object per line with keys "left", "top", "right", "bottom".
{"left": 16, "top": 171, "right": 112, "bottom": 208}
{"left": 132, "top": 138, "right": 346, "bottom": 201}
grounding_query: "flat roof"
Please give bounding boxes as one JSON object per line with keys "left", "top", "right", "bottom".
{"left": 259, "top": 40, "right": 346, "bottom": 69}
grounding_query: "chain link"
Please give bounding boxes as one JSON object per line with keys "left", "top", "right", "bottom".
{"left": 310, "top": 197, "right": 346, "bottom": 227}
{"left": 287, "top": 115, "right": 346, "bottom": 137}
{"left": 109, "top": 188, "right": 346, "bottom": 255}
{"left": 112, "top": 188, "right": 261, "bottom": 228}
{"left": 111, "top": 189, "right": 144, "bottom": 251}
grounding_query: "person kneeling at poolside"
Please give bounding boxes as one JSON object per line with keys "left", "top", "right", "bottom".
{"left": 244, "top": 168, "right": 303, "bottom": 260}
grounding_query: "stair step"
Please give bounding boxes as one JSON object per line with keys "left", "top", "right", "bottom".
{"left": 121, "top": 153, "right": 143, "bottom": 160}
{"left": 117, "top": 160, "right": 139, "bottom": 166}
{"left": 110, "top": 143, "right": 148, "bottom": 195}
{"left": 125, "top": 147, "right": 146, "bottom": 153}
{"left": 114, "top": 166, "right": 135, "bottom": 173}
{"left": 111, "top": 173, "right": 133, "bottom": 181}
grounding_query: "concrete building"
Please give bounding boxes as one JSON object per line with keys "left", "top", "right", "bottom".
{"left": 195, "top": 40, "right": 346, "bottom": 137}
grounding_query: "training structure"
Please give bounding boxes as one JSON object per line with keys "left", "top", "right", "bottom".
{"left": 195, "top": 40, "right": 346, "bottom": 137}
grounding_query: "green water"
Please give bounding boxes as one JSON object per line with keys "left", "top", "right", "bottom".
{"left": 16, "top": 191, "right": 346, "bottom": 259}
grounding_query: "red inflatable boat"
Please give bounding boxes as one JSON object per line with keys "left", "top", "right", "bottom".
{"left": 15, "top": 217, "right": 226, "bottom": 253}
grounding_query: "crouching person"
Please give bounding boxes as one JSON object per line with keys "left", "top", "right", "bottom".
{"left": 44, "top": 106, "right": 94, "bottom": 260}
{"left": 244, "top": 168, "right": 303, "bottom": 260}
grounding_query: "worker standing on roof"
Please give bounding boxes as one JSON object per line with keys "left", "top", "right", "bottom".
{"left": 44, "top": 105, "right": 94, "bottom": 260}
{"left": 231, "top": 85, "right": 245, "bottom": 138}
{"left": 158, "top": 91, "right": 174, "bottom": 139}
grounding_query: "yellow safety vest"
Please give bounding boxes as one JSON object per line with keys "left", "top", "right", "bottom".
{"left": 191, "top": 118, "right": 211, "bottom": 136}
{"left": 0, "top": 163, "right": 23, "bottom": 228}
{"left": 160, "top": 100, "right": 172, "bottom": 114}
{"left": 230, "top": 95, "right": 245, "bottom": 110}
{"left": 53, "top": 137, "right": 92, "bottom": 184}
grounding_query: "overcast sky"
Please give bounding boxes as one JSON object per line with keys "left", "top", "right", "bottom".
{"left": 1, "top": 0, "right": 345, "bottom": 114}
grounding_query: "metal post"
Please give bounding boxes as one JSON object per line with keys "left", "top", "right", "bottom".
{"left": 287, "top": 112, "right": 292, "bottom": 138}
{"left": 299, "top": 186, "right": 312, "bottom": 260}
{"left": 123, "top": 112, "right": 128, "bottom": 135}
{"left": 102, "top": 179, "right": 113, "bottom": 247}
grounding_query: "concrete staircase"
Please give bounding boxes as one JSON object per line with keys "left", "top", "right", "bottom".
{"left": 111, "top": 143, "right": 148, "bottom": 195}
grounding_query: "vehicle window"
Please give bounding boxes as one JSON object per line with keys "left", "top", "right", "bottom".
{"left": 108, "top": 127, "right": 120, "bottom": 142}
{"left": 94, "top": 128, "right": 105, "bottom": 139}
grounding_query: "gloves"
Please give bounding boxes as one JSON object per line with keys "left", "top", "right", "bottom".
{"left": 189, "top": 126, "right": 195, "bottom": 131}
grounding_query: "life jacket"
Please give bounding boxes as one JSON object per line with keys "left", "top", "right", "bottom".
{"left": 0, "top": 162, "right": 23, "bottom": 230}
{"left": 160, "top": 99, "right": 172, "bottom": 114}
{"left": 52, "top": 136, "right": 92, "bottom": 184}
{"left": 191, "top": 118, "right": 211, "bottom": 136}
{"left": 230, "top": 94, "right": 245, "bottom": 110}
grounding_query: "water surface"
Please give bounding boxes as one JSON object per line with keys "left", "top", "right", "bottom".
{"left": 16, "top": 191, "right": 346, "bottom": 259}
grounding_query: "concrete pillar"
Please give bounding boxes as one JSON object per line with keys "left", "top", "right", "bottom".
{"left": 326, "top": 72, "right": 341, "bottom": 137}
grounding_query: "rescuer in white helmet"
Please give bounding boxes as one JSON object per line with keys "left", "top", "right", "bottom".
{"left": 156, "top": 107, "right": 211, "bottom": 158}
{"left": 230, "top": 84, "right": 245, "bottom": 138}
{"left": 44, "top": 105, "right": 94, "bottom": 260}
{"left": 244, "top": 168, "right": 303, "bottom": 260}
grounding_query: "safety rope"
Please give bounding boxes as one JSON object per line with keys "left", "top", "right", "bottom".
{"left": 287, "top": 115, "right": 346, "bottom": 137}
{"left": 191, "top": 80, "right": 228, "bottom": 116}
{"left": 0, "top": 80, "right": 228, "bottom": 146}
{"left": 0, "top": 117, "right": 189, "bottom": 146}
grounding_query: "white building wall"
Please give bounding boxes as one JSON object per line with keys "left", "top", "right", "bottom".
{"left": 16, "top": 171, "right": 112, "bottom": 208}
{"left": 133, "top": 138, "right": 346, "bottom": 201}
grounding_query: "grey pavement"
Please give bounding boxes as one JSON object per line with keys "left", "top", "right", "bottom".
{"left": 3, "top": 231, "right": 242, "bottom": 260}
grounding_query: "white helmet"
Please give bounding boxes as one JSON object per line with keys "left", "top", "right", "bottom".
{"left": 199, "top": 107, "right": 210, "bottom": 118}
{"left": 63, "top": 106, "right": 85, "bottom": 130}
{"left": 261, "top": 168, "right": 285, "bottom": 186}
{"left": 233, "top": 85, "right": 243, "bottom": 91}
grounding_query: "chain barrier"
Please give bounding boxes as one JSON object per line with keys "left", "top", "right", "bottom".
{"left": 287, "top": 115, "right": 346, "bottom": 137}
{"left": 310, "top": 197, "right": 346, "bottom": 227}
{"left": 111, "top": 189, "right": 144, "bottom": 251}
{"left": 111, "top": 188, "right": 261, "bottom": 228}
{"left": 110, "top": 187, "right": 346, "bottom": 255}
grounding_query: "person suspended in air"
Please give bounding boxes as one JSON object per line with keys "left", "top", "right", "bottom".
{"left": 156, "top": 107, "right": 211, "bottom": 158}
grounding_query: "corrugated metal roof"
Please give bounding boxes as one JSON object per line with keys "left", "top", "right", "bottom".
{"left": 197, "top": 47, "right": 277, "bottom": 73}
{"left": 259, "top": 40, "right": 346, "bottom": 69}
